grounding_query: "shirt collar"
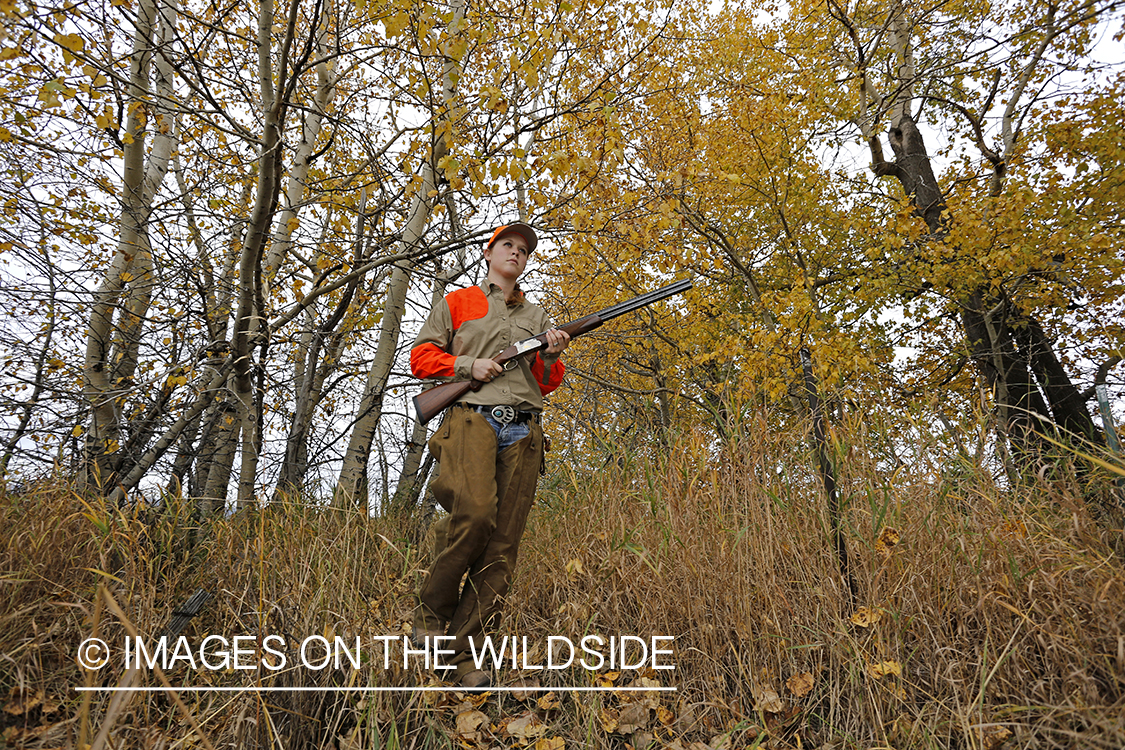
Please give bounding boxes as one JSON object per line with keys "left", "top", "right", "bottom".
{"left": 481, "top": 281, "right": 525, "bottom": 303}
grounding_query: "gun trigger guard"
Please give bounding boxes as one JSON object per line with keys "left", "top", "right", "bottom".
{"left": 502, "top": 360, "right": 519, "bottom": 371}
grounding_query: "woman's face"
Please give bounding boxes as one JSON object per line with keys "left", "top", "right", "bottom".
{"left": 485, "top": 233, "right": 530, "bottom": 280}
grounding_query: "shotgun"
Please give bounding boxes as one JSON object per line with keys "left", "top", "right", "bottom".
{"left": 412, "top": 277, "right": 693, "bottom": 425}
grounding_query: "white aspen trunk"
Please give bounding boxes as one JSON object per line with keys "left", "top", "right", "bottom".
{"left": 202, "top": 400, "right": 240, "bottom": 512}
{"left": 81, "top": 0, "right": 164, "bottom": 490}
{"left": 334, "top": 232, "right": 421, "bottom": 506}
{"left": 275, "top": 189, "right": 366, "bottom": 499}
{"left": 390, "top": 192, "right": 468, "bottom": 512}
{"left": 179, "top": 175, "right": 244, "bottom": 510}
{"left": 335, "top": 0, "right": 466, "bottom": 506}
{"left": 108, "top": 0, "right": 181, "bottom": 450}
{"left": 229, "top": 0, "right": 283, "bottom": 510}
{"left": 263, "top": 3, "right": 334, "bottom": 285}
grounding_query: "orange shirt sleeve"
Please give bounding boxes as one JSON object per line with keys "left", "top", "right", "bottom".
{"left": 410, "top": 298, "right": 458, "bottom": 379}
{"left": 530, "top": 352, "right": 565, "bottom": 395}
{"left": 409, "top": 287, "right": 492, "bottom": 380}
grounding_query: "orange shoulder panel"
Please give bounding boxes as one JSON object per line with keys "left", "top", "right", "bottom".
{"left": 446, "top": 286, "right": 489, "bottom": 331}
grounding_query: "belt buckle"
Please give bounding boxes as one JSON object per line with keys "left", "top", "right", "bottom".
{"left": 490, "top": 405, "right": 516, "bottom": 425}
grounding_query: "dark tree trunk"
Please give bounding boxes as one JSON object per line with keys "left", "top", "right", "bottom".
{"left": 884, "top": 113, "right": 1102, "bottom": 459}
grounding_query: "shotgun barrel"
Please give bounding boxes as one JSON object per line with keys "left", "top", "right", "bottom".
{"left": 412, "top": 277, "right": 693, "bottom": 425}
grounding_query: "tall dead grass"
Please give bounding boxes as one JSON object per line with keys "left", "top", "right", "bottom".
{"left": 515, "top": 411, "right": 1125, "bottom": 749}
{"left": 0, "top": 412, "right": 1122, "bottom": 749}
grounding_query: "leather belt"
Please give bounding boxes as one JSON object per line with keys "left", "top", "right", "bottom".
{"left": 457, "top": 403, "right": 540, "bottom": 425}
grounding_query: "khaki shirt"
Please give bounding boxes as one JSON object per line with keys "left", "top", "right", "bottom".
{"left": 410, "top": 282, "right": 564, "bottom": 412}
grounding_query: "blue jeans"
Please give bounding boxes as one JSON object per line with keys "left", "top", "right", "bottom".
{"left": 483, "top": 412, "right": 531, "bottom": 451}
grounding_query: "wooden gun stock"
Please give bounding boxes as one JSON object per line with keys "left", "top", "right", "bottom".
{"left": 412, "top": 277, "right": 692, "bottom": 425}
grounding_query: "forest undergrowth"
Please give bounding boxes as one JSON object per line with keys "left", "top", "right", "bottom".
{"left": 1, "top": 413, "right": 1123, "bottom": 750}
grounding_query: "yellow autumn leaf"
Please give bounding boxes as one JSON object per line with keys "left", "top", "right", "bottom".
{"left": 599, "top": 707, "right": 618, "bottom": 733}
{"left": 537, "top": 691, "right": 560, "bottom": 710}
{"left": 384, "top": 12, "right": 408, "bottom": 38}
{"left": 597, "top": 671, "right": 620, "bottom": 688}
{"left": 535, "top": 737, "right": 564, "bottom": 750}
{"left": 565, "top": 557, "right": 584, "bottom": 578}
{"left": 875, "top": 527, "right": 901, "bottom": 558}
{"left": 53, "top": 33, "right": 85, "bottom": 54}
{"left": 850, "top": 607, "right": 882, "bottom": 628}
{"left": 37, "top": 88, "right": 60, "bottom": 108}
{"left": 869, "top": 660, "right": 902, "bottom": 679}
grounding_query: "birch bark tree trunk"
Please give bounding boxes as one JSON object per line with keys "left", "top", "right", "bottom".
{"left": 274, "top": 191, "right": 367, "bottom": 499}
{"left": 81, "top": 0, "right": 180, "bottom": 492}
{"left": 220, "top": 0, "right": 331, "bottom": 509}
{"left": 388, "top": 193, "right": 469, "bottom": 514}
{"left": 335, "top": 0, "right": 467, "bottom": 506}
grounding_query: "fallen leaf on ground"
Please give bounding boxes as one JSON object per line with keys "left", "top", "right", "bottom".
{"left": 4, "top": 688, "right": 45, "bottom": 715}
{"left": 596, "top": 671, "right": 621, "bottom": 688}
{"left": 536, "top": 737, "right": 565, "bottom": 750}
{"left": 751, "top": 683, "right": 784, "bottom": 714}
{"left": 537, "top": 692, "right": 561, "bottom": 710}
{"left": 617, "top": 703, "right": 650, "bottom": 734}
{"left": 454, "top": 691, "right": 490, "bottom": 709}
{"left": 786, "top": 671, "right": 815, "bottom": 697}
{"left": 850, "top": 607, "right": 882, "bottom": 628}
{"left": 656, "top": 705, "right": 675, "bottom": 726}
{"left": 869, "top": 660, "right": 902, "bottom": 679}
{"left": 511, "top": 677, "right": 541, "bottom": 701}
{"left": 508, "top": 712, "right": 547, "bottom": 744}
{"left": 455, "top": 709, "right": 487, "bottom": 741}
{"left": 600, "top": 708, "right": 619, "bottom": 733}
{"left": 982, "top": 726, "right": 1013, "bottom": 750}
{"left": 631, "top": 676, "right": 663, "bottom": 708}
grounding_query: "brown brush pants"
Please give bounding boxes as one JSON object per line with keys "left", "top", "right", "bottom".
{"left": 415, "top": 404, "right": 543, "bottom": 679}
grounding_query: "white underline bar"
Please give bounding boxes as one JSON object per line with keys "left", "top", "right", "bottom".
{"left": 75, "top": 686, "right": 677, "bottom": 693}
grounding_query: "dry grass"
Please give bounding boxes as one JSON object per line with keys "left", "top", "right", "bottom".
{"left": 1, "top": 413, "right": 1123, "bottom": 749}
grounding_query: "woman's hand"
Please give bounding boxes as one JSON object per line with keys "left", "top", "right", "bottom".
{"left": 472, "top": 358, "right": 504, "bottom": 382}
{"left": 541, "top": 328, "right": 571, "bottom": 360}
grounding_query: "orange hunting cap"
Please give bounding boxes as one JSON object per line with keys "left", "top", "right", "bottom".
{"left": 486, "top": 222, "right": 538, "bottom": 253}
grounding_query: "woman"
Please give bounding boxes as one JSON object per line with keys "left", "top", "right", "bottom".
{"left": 409, "top": 222, "right": 570, "bottom": 690}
